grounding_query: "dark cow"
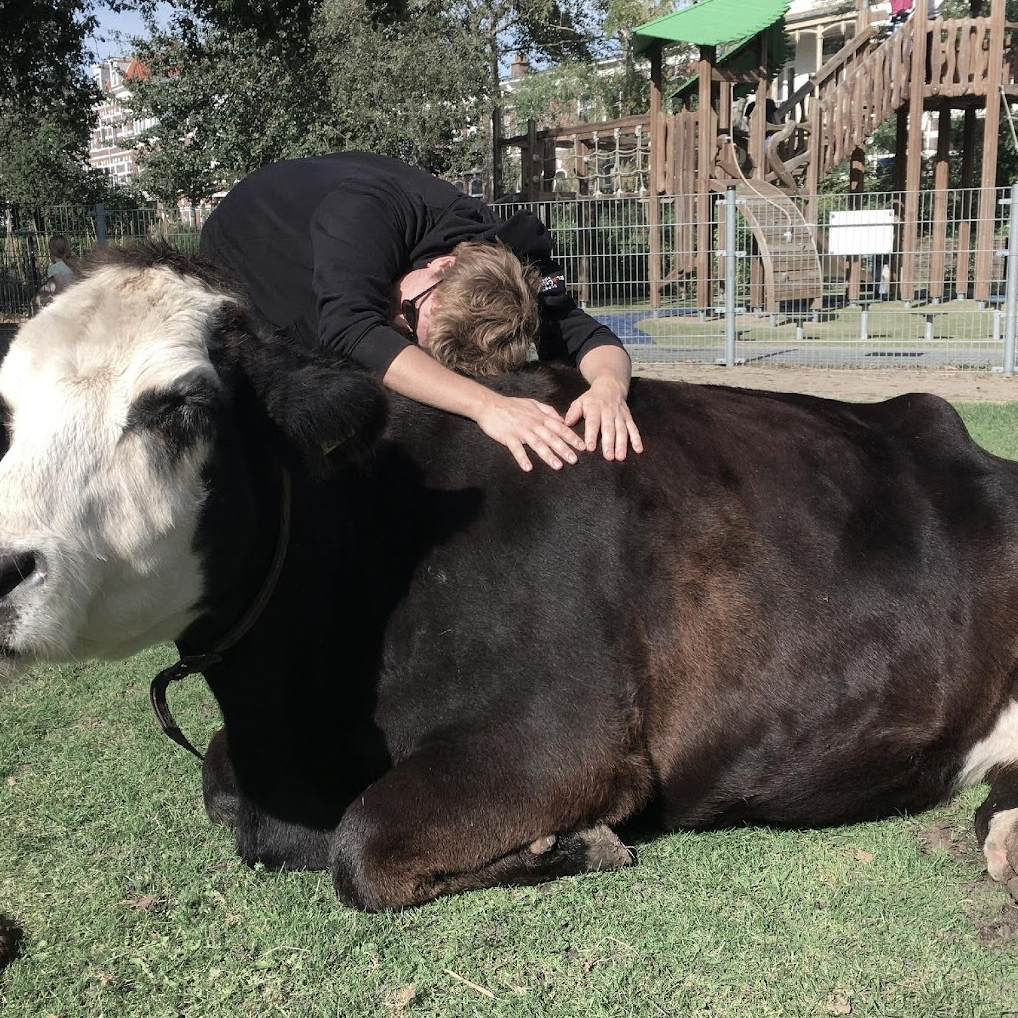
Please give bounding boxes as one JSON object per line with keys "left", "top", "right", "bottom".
{"left": 0, "top": 244, "right": 1015, "bottom": 911}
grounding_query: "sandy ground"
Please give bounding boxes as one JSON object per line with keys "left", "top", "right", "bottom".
{"left": 633, "top": 363, "right": 1018, "bottom": 403}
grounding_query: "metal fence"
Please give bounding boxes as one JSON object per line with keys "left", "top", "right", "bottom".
{"left": 3, "top": 188, "right": 1017, "bottom": 373}
{"left": 495, "top": 183, "right": 1018, "bottom": 373}
{"left": 0, "top": 204, "right": 210, "bottom": 319}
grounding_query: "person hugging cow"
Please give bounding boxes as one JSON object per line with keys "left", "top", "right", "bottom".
{"left": 199, "top": 151, "right": 643, "bottom": 473}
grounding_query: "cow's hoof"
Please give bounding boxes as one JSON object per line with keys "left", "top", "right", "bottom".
{"left": 529, "top": 834, "right": 557, "bottom": 854}
{"left": 984, "top": 808, "right": 1018, "bottom": 901}
{"left": 576, "top": 825, "right": 635, "bottom": 871}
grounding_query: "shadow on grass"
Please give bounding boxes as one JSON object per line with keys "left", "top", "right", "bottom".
{"left": 0, "top": 914, "right": 23, "bottom": 973}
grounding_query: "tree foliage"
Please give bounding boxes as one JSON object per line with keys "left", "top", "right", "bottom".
{"left": 0, "top": 0, "right": 112, "bottom": 207}
{"left": 123, "top": 0, "right": 612, "bottom": 201}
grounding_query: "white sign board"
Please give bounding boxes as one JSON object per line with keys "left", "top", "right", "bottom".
{"left": 828, "top": 209, "right": 896, "bottom": 256}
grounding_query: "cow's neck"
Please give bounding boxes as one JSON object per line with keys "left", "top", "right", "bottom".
{"left": 179, "top": 455, "right": 292, "bottom": 659}
{"left": 149, "top": 452, "right": 293, "bottom": 760}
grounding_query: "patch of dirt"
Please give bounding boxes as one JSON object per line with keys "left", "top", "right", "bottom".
{"left": 915, "top": 821, "right": 1018, "bottom": 947}
{"left": 0, "top": 915, "right": 23, "bottom": 971}
{"left": 917, "top": 820, "right": 981, "bottom": 867}
{"left": 969, "top": 894, "right": 1018, "bottom": 946}
{"left": 634, "top": 363, "right": 1018, "bottom": 403}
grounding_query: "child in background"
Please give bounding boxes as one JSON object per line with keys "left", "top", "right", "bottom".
{"left": 46, "top": 235, "right": 74, "bottom": 292}
{"left": 890, "top": 0, "right": 912, "bottom": 26}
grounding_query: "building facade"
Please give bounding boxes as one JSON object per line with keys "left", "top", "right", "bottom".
{"left": 88, "top": 58, "right": 158, "bottom": 188}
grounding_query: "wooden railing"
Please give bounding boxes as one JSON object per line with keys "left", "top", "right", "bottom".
{"left": 928, "top": 19, "right": 1018, "bottom": 97}
{"left": 765, "top": 23, "right": 900, "bottom": 191}
{"left": 772, "top": 25, "right": 878, "bottom": 127}
{"left": 814, "top": 20, "right": 914, "bottom": 178}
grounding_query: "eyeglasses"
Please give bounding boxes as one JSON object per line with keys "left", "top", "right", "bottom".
{"left": 400, "top": 280, "right": 442, "bottom": 343}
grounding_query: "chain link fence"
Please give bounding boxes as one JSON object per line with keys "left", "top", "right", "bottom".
{"left": 3, "top": 189, "right": 1016, "bottom": 373}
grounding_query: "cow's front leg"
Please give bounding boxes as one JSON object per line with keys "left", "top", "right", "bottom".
{"left": 328, "top": 740, "right": 636, "bottom": 912}
{"left": 202, "top": 728, "right": 240, "bottom": 827}
{"left": 975, "top": 764, "right": 1018, "bottom": 901}
{"left": 202, "top": 727, "right": 332, "bottom": 871}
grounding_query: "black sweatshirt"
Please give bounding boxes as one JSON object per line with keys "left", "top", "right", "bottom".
{"left": 199, "top": 151, "right": 624, "bottom": 376}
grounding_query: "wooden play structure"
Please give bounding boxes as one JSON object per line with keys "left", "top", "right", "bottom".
{"left": 497, "top": 0, "right": 1018, "bottom": 311}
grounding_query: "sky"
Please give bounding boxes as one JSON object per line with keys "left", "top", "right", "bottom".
{"left": 87, "top": 4, "right": 171, "bottom": 62}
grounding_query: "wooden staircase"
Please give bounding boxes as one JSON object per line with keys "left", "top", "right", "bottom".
{"left": 711, "top": 179, "right": 824, "bottom": 309}
{"left": 764, "top": 22, "right": 915, "bottom": 196}
{"left": 764, "top": 14, "right": 1017, "bottom": 197}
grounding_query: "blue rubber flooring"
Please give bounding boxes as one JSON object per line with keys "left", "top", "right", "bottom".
{"left": 592, "top": 308, "right": 697, "bottom": 345}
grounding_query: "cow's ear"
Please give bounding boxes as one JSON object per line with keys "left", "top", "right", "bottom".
{"left": 235, "top": 331, "right": 388, "bottom": 477}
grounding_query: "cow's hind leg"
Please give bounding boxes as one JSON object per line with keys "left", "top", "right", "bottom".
{"left": 975, "top": 765, "right": 1018, "bottom": 901}
{"left": 329, "top": 741, "right": 636, "bottom": 912}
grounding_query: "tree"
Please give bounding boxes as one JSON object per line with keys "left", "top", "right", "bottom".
{"left": 0, "top": 0, "right": 105, "bottom": 207}
{"left": 312, "top": 0, "right": 488, "bottom": 176}
{"left": 126, "top": 1, "right": 334, "bottom": 202}
{"left": 125, "top": 0, "right": 488, "bottom": 201}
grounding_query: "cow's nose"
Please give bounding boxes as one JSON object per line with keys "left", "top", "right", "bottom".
{"left": 0, "top": 551, "right": 40, "bottom": 599}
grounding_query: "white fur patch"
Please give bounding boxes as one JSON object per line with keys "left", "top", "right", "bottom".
{"left": 956, "top": 699, "right": 1018, "bottom": 787}
{"left": 0, "top": 262, "right": 226, "bottom": 674}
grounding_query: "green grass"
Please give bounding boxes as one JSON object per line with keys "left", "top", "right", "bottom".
{"left": 626, "top": 301, "right": 1002, "bottom": 348}
{"left": 3, "top": 404, "right": 1018, "bottom": 1017}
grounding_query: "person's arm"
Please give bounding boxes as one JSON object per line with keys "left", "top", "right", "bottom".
{"left": 496, "top": 213, "right": 643, "bottom": 460}
{"left": 564, "top": 344, "right": 643, "bottom": 461}
{"left": 383, "top": 345, "right": 585, "bottom": 472}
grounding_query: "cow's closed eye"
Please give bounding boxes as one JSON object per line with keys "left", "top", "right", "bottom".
{"left": 126, "top": 383, "right": 219, "bottom": 455}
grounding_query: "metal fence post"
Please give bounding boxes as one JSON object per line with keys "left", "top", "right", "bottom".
{"left": 93, "top": 203, "right": 107, "bottom": 246}
{"left": 1003, "top": 182, "right": 1018, "bottom": 376}
{"left": 724, "top": 184, "right": 738, "bottom": 368}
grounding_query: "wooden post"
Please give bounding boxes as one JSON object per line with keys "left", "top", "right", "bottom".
{"left": 847, "top": 146, "right": 866, "bottom": 301}
{"left": 520, "top": 119, "right": 538, "bottom": 201}
{"left": 491, "top": 106, "right": 503, "bottom": 201}
{"left": 955, "top": 107, "right": 977, "bottom": 298}
{"left": 805, "top": 34, "right": 823, "bottom": 227}
{"left": 929, "top": 103, "right": 952, "bottom": 300}
{"left": 974, "top": 0, "right": 1005, "bottom": 302}
{"left": 574, "top": 135, "right": 590, "bottom": 305}
{"left": 697, "top": 45, "right": 717, "bottom": 311}
{"left": 900, "top": 0, "right": 929, "bottom": 304}
{"left": 576, "top": 199, "right": 590, "bottom": 307}
{"left": 892, "top": 107, "right": 909, "bottom": 296}
{"left": 649, "top": 43, "right": 664, "bottom": 310}
{"left": 750, "top": 32, "right": 768, "bottom": 310}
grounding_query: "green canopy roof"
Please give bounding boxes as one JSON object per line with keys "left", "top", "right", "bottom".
{"left": 633, "top": 0, "right": 790, "bottom": 54}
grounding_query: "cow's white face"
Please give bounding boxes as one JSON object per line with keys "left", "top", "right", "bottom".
{"left": 0, "top": 261, "right": 226, "bottom": 678}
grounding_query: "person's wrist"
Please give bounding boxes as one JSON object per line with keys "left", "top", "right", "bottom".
{"left": 589, "top": 375, "right": 628, "bottom": 398}
{"left": 467, "top": 385, "right": 501, "bottom": 425}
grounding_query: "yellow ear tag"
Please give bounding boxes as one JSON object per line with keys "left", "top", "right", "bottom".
{"left": 321, "top": 426, "right": 355, "bottom": 456}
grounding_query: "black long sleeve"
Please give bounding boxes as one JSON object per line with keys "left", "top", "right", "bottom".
{"left": 200, "top": 151, "right": 625, "bottom": 376}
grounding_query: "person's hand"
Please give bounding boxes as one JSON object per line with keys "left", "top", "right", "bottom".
{"left": 476, "top": 394, "right": 586, "bottom": 472}
{"left": 563, "top": 377, "right": 644, "bottom": 461}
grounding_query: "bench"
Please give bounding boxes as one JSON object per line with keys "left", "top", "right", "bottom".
{"left": 908, "top": 305, "right": 950, "bottom": 343}
{"left": 851, "top": 297, "right": 884, "bottom": 342}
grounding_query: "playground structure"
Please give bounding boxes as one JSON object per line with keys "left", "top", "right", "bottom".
{"left": 497, "top": 0, "right": 1018, "bottom": 313}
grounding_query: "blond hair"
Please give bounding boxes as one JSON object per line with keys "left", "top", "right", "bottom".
{"left": 426, "top": 240, "right": 540, "bottom": 376}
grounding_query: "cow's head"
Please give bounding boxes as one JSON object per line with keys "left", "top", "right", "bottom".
{"left": 0, "top": 243, "right": 385, "bottom": 679}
